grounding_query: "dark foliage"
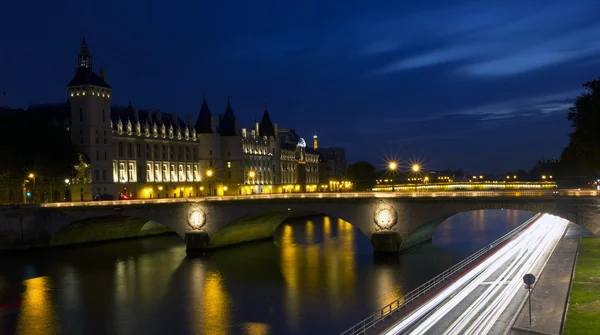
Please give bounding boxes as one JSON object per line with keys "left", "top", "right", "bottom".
{"left": 347, "top": 161, "right": 377, "bottom": 190}
{"left": 0, "top": 109, "right": 77, "bottom": 187}
{"left": 558, "top": 79, "right": 600, "bottom": 176}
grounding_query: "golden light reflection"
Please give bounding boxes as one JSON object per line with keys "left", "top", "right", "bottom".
{"left": 243, "top": 322, "right": 270, "bottom": 335}
{"left": 280, "top": 223, "right": 300, "bottom": 330}
{"left": 338, "top": 218, "right": 356, "bottom": 297}
{"left": 17, "top": 276, "right": 57, "bottom": 335}
{"left": 323, "top": 216, "right": 331, "bottom": 238}
{"left": 376, "top": 267, "right": 403, "bottom": 308}
{"left": 198, "top": 270, "right": 230, "bottom": 335}
{"left": 279, "top": 217, "right": 359, "bottom": 324}
{"left": 306, "top": 220, "right": 314, "bottom": 244}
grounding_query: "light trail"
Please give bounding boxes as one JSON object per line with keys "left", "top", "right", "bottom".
{"left": 381, "top": 214, "right": 567, "bottom": 335}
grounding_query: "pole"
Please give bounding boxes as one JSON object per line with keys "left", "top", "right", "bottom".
{"left": 528, "top": 286, "right": 532, "bottom": 327}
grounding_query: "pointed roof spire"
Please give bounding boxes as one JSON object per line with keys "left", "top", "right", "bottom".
{"left": 78, "top": 36, "right": 92, "bottom": 69}
{"left": 195, "top": 92, "right": 213, "bottom": 133}
{"left": 259, "top": 99, "right": 276, "bottom": 137}
{"left": 219, "top": 95, "right": 239, "bottom": 136}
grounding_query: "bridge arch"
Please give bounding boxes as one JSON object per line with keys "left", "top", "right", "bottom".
{"left": 206, "top": 208, "right": 369, "bottom": 250}
{"left": 49, "top": 215, "right": 176, "bottom": 247}
{"left": 396, "top": 199, "right": 578, "bottom": 252}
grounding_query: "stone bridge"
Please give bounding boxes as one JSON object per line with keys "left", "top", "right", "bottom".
{"left": 2, "top": 191, "right": 599, "bottom": 253}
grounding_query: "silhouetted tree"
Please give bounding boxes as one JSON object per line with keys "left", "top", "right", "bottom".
{"left": 529, "top": 159, "right": 558, "bottom": 178}
{"left": 558, "top": 79, "right": 600, "bottom": 176}
{"left": 0, "top": 109, "right": 77, "bottom": 200}
{"left": 347, "top": 161, "right": 377, "bottom": 191}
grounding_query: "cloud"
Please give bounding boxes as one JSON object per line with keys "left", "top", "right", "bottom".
{"left": 384, "top": 91, "right": 576, "bottom": 124}
{"left": 371, "top": 1, "right": 600, "bottom": 77}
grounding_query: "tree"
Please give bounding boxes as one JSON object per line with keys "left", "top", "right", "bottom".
{"left": 559, "top": 79, "right": 600, "bottom": 175}
{"left": 347, "top": 161, "right": 377, "bottom": 190}
{"left": 0, "top": 109, "right": 77, "bottom": 202}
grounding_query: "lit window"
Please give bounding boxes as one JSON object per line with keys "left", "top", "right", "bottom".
{"left": 119, "top": 163, "right": 126, "bottom": 182}
{"left": 178, "top": 164, "right": 185, "bottom": 182}
{"left": 227, "top": 161, "right": 231, "bottom": 168}
{"left": 146, "top": 164, "right": 154, "bottom": 182}
{"left": 128, "top": 163, "right": 136, "bottom": 182}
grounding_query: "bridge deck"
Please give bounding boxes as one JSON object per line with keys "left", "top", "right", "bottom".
{"left": 37, "top": 189, "right": 597, "bottom": 208}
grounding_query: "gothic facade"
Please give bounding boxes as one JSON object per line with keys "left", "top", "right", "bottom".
{"left": 67, "top": 38, "right": 320, "bottom": 200}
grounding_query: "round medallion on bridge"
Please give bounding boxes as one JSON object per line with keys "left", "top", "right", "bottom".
{"left": 188, "top": 210, "right": 206, "bottom": 230}
{"left": 374, "top": 207, "right": 398, "bottom": 230}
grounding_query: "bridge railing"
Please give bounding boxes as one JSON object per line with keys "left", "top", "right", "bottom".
{"left": 39, "top": 189, "right": 596, "bottom": 208}
{"left": 338, "top": 213, "right": 542, "bottom": 335}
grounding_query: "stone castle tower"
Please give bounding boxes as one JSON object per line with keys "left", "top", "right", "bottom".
{"left": 67, "top": 37, "right": 115, "bottom": 199}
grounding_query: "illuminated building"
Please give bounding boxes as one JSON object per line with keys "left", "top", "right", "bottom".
{"left": 64, "top": 38, "right": 326, "bottom": 200}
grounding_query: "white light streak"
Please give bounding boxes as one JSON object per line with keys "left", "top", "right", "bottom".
{"left": 382, "top": 214, "right": 567, "bottom": 335}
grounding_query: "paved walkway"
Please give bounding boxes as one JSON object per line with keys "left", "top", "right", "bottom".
{"left": 510, "top": 224, "right": 592, "bottom": 335}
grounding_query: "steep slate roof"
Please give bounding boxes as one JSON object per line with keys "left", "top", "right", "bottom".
{"left": 110, "top": 105, "right": 187, "bottom": 129}
{"left": 195, "top": 93, "right": 214, "bottom": 133}
{"left": 259, "top": 102, "right": 276, "bottom": 137}
{"left": 67, "top": 68, "right": 111, "bottom": 88}
{"left": 218, "top": 97, "right": 239, "bottom": 136}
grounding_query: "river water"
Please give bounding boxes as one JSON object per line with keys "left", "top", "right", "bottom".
{"left": 0, "top": 209, "right": 535, "bottom": 335}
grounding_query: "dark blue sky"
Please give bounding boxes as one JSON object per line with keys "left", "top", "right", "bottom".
{"left": 2, "top": 0, "right": 600, "bottom": 173}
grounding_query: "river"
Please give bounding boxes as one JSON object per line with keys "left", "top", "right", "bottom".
{"left": 0, "top": 209, "right": 535, "bottom": 335}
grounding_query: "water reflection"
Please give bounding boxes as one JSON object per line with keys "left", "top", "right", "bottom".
{"left": 17, "top": 276, "right": 57, "bottom": 335}
{"left": 0, "top": 209, "right": 535, "bottom": 335}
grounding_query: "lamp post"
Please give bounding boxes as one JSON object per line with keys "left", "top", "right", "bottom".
{"left": 388, "top": 162, "right": 397, "bottom": 191}
{"left": 64, "top": 179, "right": 71, "bottom": 202}
{"left": 412, "top": 164, "right": 420, "bottom": 192}
{"left": 206, "top": 169, "right": 213, "bottom": 196}
{"left": 28, "top": 173, "right": 36, "bottom": 203}
{"left": 248, "top": 170, "right": 256, "bottom": 194}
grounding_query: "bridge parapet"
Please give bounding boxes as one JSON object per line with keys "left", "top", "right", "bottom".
{"left": 38, "top": 189, "right": 598, "bottom": 209}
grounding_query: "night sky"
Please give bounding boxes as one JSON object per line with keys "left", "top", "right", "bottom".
{"left": 2, "top": 0, "right": 600, "bottom": 173}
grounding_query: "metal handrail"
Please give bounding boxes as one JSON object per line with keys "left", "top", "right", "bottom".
{"left": 339, "top": 213, "right": 542, "bottom": 335}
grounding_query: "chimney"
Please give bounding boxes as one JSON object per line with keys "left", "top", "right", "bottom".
{"left": 251, "top": 129, "right": 256, "bottom": 138}
{"left": 242, "top": 128, "right": 247, "bottom": 138}
{"left": 254, "top": 121, "right": 259, "bottom": 134}
{"left": 156, "top": 110, "right": 162, "bottom": 123}
{"left": 211, "top": 115, "right": 216, "bottom": 132}
{"left": 186, "top": 114, "right": 193, "bottom": 128}
{"left": 133, "top": 107, "right": 139, "bottom": 122}
{"left": 147, "top": 109, "right": 153, "bottom": 123}
{"left": 100, "top": 67, "right": 106, "bottom": 81}
{"left": 274, "top": 122, "right": 279, "bottom": 136}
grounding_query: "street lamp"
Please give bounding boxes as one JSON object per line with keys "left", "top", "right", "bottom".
{"left": 206, "top": 169, "right": 213, "bottom": 196}
{"left": 411, "top": 164, "right": 420, "bottom": 192}
{"left": 248, "top": 170, "right": 256, "bottom": 194}
{"left": 388, "top": 162, "right": 397, "bottom": 171}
